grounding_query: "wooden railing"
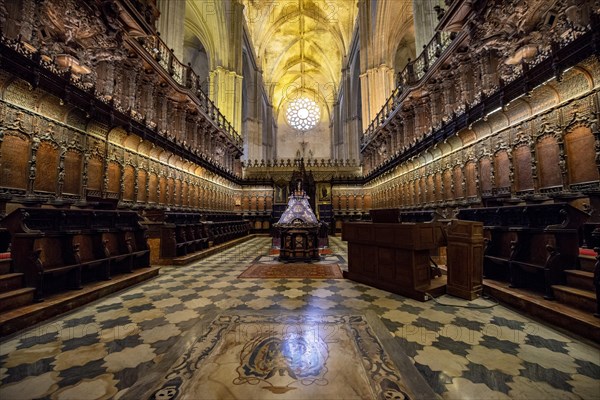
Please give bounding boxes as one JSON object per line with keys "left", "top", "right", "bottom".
{"left": 361, "top": 31, "right": 454, "bottom": 149}
{"left": 136, "top": 34, "right": 242, "bottom": 149}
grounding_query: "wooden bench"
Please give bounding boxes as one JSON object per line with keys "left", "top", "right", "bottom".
{"left": 458, "top": 203, "right": 589, "bottom": 299}
{"left": 73, "top": 233, "right": 109, "bottom": 281}
{"left": 2, "top": 208, "right": 150, "bottom": 301}
{"left": 30, "top": 236, "right": 83, "bottom": 300}
{"left": 148, "top": 210, "right": 251, "bottom": 260}
{"left": 158, "top": 212, "right": 209, "bottom": 257}
{"left": 208, "top": 219, "right": 251, "bottom": 245}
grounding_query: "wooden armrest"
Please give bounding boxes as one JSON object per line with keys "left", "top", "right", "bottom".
{"left": 43, "top": 264, "right": 82, "bottom": 274}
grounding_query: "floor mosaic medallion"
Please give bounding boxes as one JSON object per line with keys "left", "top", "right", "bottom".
{"left": 135, "top": 312, "right": 436, "bottom": 400}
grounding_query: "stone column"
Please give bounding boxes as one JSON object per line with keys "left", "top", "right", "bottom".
{"left": 359, "top": 65, "right": 396, "bottom": 129}
{"left": 243, "top": 117, "right": 262, "bottom": 162}
{"left": 412, "top": 0, "right": 444, "bottom": 52}
{"left": 209, "top": 67, "right": 243, "bottom": 134}
{"left": 156, "top": 0, "right": 185, "bottom": 60}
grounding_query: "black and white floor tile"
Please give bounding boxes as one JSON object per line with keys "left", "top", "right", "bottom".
{"left": 0, "top": 237, "right": 598, "bottom": 399}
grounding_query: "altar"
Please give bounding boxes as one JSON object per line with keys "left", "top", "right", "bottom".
{"left": 272, "top": 180, "right": 323, "bottom": 262}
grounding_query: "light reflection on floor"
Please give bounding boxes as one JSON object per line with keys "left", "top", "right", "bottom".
{"left": 0, "top": 237, "right": 598, "bottom": 400}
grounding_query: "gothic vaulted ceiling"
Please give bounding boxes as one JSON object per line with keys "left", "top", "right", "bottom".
{"left": 242, "top": 0, "right": 359, "bottom": 116}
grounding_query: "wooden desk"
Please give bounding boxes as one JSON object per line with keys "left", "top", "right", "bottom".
{"left": 342, "top": 222, "right": 446, "bottom": 301}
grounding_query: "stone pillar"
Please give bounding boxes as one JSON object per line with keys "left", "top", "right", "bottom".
{"left": 243, "top": 117, "right": 262, "bottom": 162}
{"left": 359, "top": 65, "right": 396, "bottom": 129}
{"left": 332, "top": 100, "right": 342, "bottom": 160}
{"left": 412, "top": 0, "right": 443, "bottom": 52}
{"left": 209, "top": 67, "right": 243, "bottom": 134}
{"left": 156, "top": 0, "right": 185, "bottom": 60}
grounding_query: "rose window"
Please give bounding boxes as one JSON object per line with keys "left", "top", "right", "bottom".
{"left": 286, "top": 98, "right": 320, "bottom": 131}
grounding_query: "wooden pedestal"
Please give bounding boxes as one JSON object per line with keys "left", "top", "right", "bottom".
{"left": 278, "top": 226, "right": 320, "bottom": 262}
{"left": 446, "top": 220, "right": 484, "bottom": 300}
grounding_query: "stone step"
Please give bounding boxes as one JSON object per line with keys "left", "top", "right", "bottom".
{"left": 0, "top": 258, "right": 11, "bottom": 275}
{"left": 0, "top": 273, "right": 24, "bottom": 294}
{"left": 552, "top": 285, "right": 597, "bottom": 314}
{"left": 565, "top": 269, "right": 595, "bottom": 292}
{"left": 579, "top": 255, "right": 596, "bottom": 273}
{"left": 0, "top": 287, "right": 35, "bottom": 313}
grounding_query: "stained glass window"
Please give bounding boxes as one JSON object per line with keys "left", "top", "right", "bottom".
{"left": 286, "top": 98, "right": 320, "bottom": 131}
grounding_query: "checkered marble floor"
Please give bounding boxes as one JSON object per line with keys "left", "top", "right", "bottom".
{"left": 1, "top": 236, "right": 599, "bottom": 399}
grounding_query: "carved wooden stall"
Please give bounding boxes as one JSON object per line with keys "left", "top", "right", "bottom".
{"left": 2, "top": 208, "right": 150, "bottom": 301}
{"left": 458, "top": 203, "right": 589, "bottom": 299}
{"left": 142, "top": 210, "right": 251, "bottom": 262}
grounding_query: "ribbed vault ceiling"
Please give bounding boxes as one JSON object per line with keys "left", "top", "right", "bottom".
{"left": 242, "top": 0, "right": 358, "bottom": 115}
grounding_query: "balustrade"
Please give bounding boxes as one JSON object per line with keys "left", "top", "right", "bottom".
{"left": 361, "top": 31, "right": 455, "bottom": 149}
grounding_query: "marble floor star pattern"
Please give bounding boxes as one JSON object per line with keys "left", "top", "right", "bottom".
{"left": 0, "top": 236, "right": 599, "bottom": 399}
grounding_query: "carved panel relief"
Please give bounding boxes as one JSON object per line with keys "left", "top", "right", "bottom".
{"left": 566, "top": 126, "right": 599, "bottom": 184}
{"left": 427, "top": 175, "right": 435, "bottom": 203}
{"left": 536, "top": 136, "right": 562, "bottom": 189}
{"left": 34, "top": 141, "right": 59, "bottom": 193}
{"left": 174, "top": 179, "right": 182, "bottom": 206}
{"left": 149, "top": 173, "right": 158, "bottom": 203}
{"left": 3, "top": 80, "right": 40, "bottom": 109}
{"left": 159, "top": 176, "right": 167, "bottom": 204}
{"left": 167, "top": 177, "right": 175, "bottom": 205}
{"left": 190, "top": 184, "right": 198, "bottom": 208}
{"left": 465, "top": 162, "right": 477, "bottom": 198}
{"left": 443, "top": 170, "right": 453, "bottom": 200}
{"left": 86, "top": 156, "right": 103, "bottom": 192}
{"left": 0, "top": 135, "right": 29, "bottom": 190}
{"left": 479, "top": 157, "right": 492, "bottom": 194}
{"left": 554, "top": 69, "right": 593, "bottom": 102}
{"left": 123, "top": 165, "right": 135, "bottom": 201}
{"left": 513, "top": 146, "right": 534, "bottom": 192}
{"left": 65, "top": 109, "right": 88, "bottom": 131}
{"left": 137, "top": 169, "right": 148, "bottom": 202}
{"left": 107, "top": 162, "right": 121, "bottom": 194}
{"left": 182, "top": 181, "right": 189, "bottom": 207}
{"left": 435, "top": 173, "right": 443, "bottom": 202}
{"left": 63, "top": 149, "right": 82, "bottom": 195}
{"left": 494, "top": 150, "right": 511, "bottom": 190}
{"left": 529, "top": 86, "right": 559, "bottom": 114}
{"left": 453, "top": 166, "right": 464, "bottom": 199}
{"left": 38, "top": 95, "right": 66, "bottom": 121}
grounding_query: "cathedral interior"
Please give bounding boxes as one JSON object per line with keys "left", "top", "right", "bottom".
{"left": 0, "top": 0, "right": 600, "bottom": 399}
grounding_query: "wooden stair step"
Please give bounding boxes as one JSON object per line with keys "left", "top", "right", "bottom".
{"left": 578, "top": 255, "right": 596, "bottom": 273}
{"left": 552, "top": 285, "right": 597, "bottom": 314}
{"left": 0, "top": 287, "right": 35, "bottom": 313}
{"left": 0, "top": 258, "right": 11, "bottom": 275}
{"left": 485, "top": 279, "right": 600, "bottom": 342}
{"left": 564, "top": 269, "right": 595, "bottom": 292}
{"left": 0, "top": 267, "right": 159, "bottom": 337}
{"left": 0, "top": 273, "right": 24, "bottom": 293}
